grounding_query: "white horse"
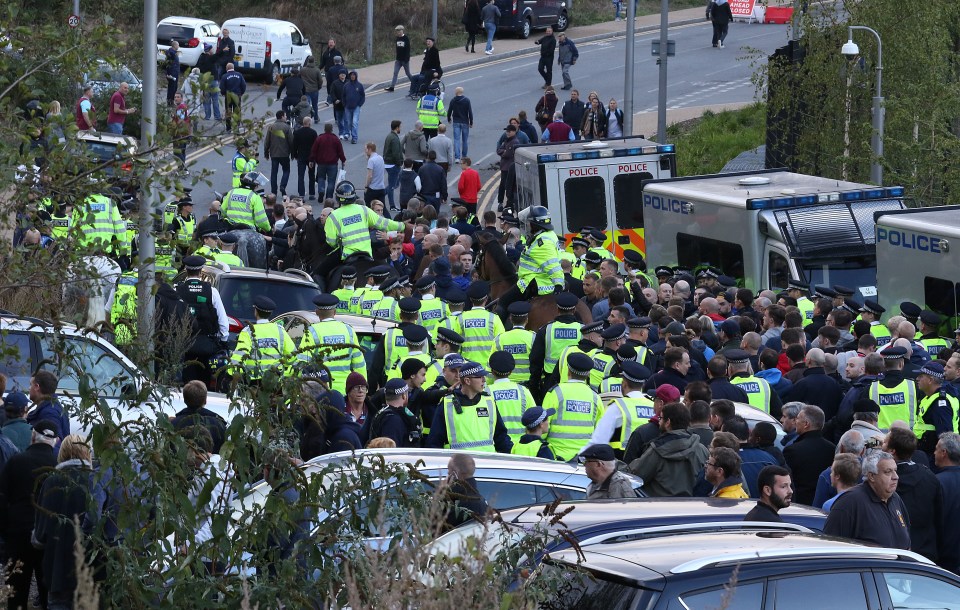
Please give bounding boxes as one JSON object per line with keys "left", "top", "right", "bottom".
{"left": 63, "top": 256, "right": 122, "bottom": 328}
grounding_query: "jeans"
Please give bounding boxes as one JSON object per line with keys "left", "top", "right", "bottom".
{"left": 385, "top": 164, "right": 402, "bottom": 208}
{"left": 297, "top": 159, "right": 316, "bottom": 198}
{"left": 408, "top": 72, "right": 426, "bottom": 96}
{"left": 345, "top": 106, "right": 360, "bottom": 142}
{"left": 452, "top": 122, "right": 470, "bottom": 159}
{"left": 270, "top": 156, "right": 290, "bottom": 195}
{"left": 391, "top": 60, "right": 412, "bottom": 88}
{"left": 334, "top": 107, "right": 347, "bottom": 136}
{"left": 106, "top": 122, "right": 124, "bottom": 135}
{"left": 316, "top": 163, "right": 339, "bottom": 200}
{"left": 712, "top": 22, "right": 729, "bottom": 46}
{"left": 561, "top": 62, "right": 573, "bottom": 88}
{"left": 306, "top": 90, "right": 319, "bottom": 120}
{"left": 203, "top": 90, "right": 222, "bottom": 119}
{"left": 485, "top": 22, "right": 496, "bottom": 51}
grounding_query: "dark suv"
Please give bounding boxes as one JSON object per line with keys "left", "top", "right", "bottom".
{"left": 536, "top": 530, "right": 960, "bottom": 609}
{"left": 495, "top": 0, "right": 569, "bottom": 39}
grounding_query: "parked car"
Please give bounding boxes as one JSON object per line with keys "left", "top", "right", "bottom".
{"left": 82, "top": 60, "right": 142, "bottom": 97}
{"left": 534, "top": 530, "right": 958, "bottom": 609}
{"left": 274, "top": 310, "right": 398, "bottom": 369}
{"left": 0, "top": 314, "right": 237, "bottom": 431}
{"left": 220, "top": 17, "right": 313, "bottom": 82}
{"left": 495, "top": 0, "right": 569, "bottom": 39}
{"left": 156, "top": 16, "right": 222, "bottom": 70}
{"left": 69, "top": 131, "right": 139, "bottom": 189}
{"left": 427, "top": 497, "right": 827, "bottom": 561}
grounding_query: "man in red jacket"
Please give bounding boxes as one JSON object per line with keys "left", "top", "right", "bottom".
{"left": 456, "top": 157, "right": 481, "bottom": 214}
{"left": 309, "top": 121, "right": 347, "bottom": 201}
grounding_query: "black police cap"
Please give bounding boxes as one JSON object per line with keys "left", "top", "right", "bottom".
{"left": 601, "top": 323, "right": 627, "bottom": 341}
{"left": 183, "top": 255, "right": 206, "bottom": 270}
{"left": 437, "top": 327, "right": 465, "bottom": 346}
{"left": 489, "top": 351, "right": 516, "bottom": 374}
{"left": 312, "top": 294, "right": 339, "bottom": 310}
{"left": 556, "top": 292, "right": 578, "bottom": 310}
{"left": 899, "top": 301, "right": 922, "bottom": 318}
{"left": 340, "top": 266, "right": 357, "bottom": 280}
{"left": 399, "top": 297, "right": 421, "bottom": 314}
{"left": 467, "top": 281, "right": 490, "bottom": 300}
{"left": 402, "top": 325, "right": 429, "bottom": 344}
{"left": 920, "top": 310, "right": 942, "bottom": 326}
{"left": 253, "top": 296, "right": 277, "bottom": 312}
{"left": 508, "top": 301, "right": 531, "bottom": 316}
{"left": 566, "top": 352, "right": 594, "bottom": 375}
{"left": 445, "top": 288, "right": 467, "bottom": 305}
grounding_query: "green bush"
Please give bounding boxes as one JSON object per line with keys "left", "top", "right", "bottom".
{"left": 668, "top": 103, "right": 767, "bottom": 176}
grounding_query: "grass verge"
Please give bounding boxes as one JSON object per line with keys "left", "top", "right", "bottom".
{"left": 667, "top": 102, "right": 767, "bottom": 176}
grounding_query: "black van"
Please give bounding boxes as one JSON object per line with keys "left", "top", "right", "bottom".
{"left": 494, "top": 0, "right": 569, "bottom": 39}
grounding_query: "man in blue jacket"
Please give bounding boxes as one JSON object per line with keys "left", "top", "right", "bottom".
{"left": 220, "top": 63, "right": 247, "bottom": 132}
{"left": 26, "top": 370, "right": 70, "bottom": 446}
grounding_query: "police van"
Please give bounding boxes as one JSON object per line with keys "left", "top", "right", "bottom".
{"left": 874, "top": 206, "right": 960, "bottom": 327}
{"left": 221, "top": 17, "right": 313, "bottom": 82}
{"left": 513, "top": 136, "right": 676, "bottom": 258}
{"left": 640, "top": 169, "right": 906, "bottom": 296}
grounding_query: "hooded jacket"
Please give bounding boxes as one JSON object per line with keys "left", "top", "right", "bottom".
{"left": 629, "top": 430, "right": 709, "bottom": 497}
{"left": 343, "top": 72, "right": 366, "bottom": 110}
{"left": 755, "top": 367, "right": 793, "bottom": 398}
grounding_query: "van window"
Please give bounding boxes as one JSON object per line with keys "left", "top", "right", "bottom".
{"left": 768, "top": 250, "right": 790, "bottom": 290}
{"left": 677, "top": 233, "right": 744, "bottom": 282}
{"left": 924, "top": 276, "right": 959, "bottom": 318}
{"left": 290, "top": 27, "right": 302, "bottom": 45}
{"left": 0, "top": 332, "right": 33, "bottom": 391}
{"left": 564, "top": 176, "right": 607, "bottom": 232}
{"left": 613, "top": 173, "right": 651, "bottom": 230}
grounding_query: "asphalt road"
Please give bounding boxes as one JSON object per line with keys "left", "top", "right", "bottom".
{"left": 175, "top": 19, "right": 791, "bottom": 218}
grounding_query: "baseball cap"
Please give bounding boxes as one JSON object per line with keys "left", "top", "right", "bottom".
{"left": 32, "top": 419, "right": 58, "bottom": 440}
{"left": 655, "top": 384, "right": 681, "bottom": 402}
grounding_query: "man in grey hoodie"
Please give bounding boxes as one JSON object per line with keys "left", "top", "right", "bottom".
{"left": 264, "top": 110, "right": 294, "bottom": 196}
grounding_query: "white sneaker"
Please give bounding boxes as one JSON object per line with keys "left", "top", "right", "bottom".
{"left": 719, "top": 42, "right": 724, "bottom": 48}
{"left": 485, "top": 50, "right": 493, "bottom": 55}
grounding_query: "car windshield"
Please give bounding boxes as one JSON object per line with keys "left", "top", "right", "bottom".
{"left": 91, "top": 63, "right": 138, "bottom": 85}
{"left": 799, "top": 261, "right": 877, "bottom": 300}
{"left": 218, "top": 277, "right": 320, "bottom": 322}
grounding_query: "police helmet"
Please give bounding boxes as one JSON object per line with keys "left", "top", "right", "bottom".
{"left": 527, "top": 206, "right": 553, "bottom": 232}
{"left": 335, "top": 181, "right": 359, "bottom": 205}
{"left": 239, "top": 171, "right": 260, "bottom": 189}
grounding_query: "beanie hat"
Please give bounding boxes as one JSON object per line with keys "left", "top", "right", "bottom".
{"left": 345, "top": 372, "right": 367, "bottom": 395}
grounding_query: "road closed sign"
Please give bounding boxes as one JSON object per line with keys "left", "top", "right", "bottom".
{"left": 729, "top": 0, "right": 755, "bottom": 17}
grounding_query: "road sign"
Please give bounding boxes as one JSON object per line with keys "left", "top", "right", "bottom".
{"left": 729, "top": 0, "right": 756, "bottom": 17}
{"left": 68, "top": 14, "right": 80, "bottom": 28}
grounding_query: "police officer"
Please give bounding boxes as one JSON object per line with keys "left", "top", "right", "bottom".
{"left": 231, "top": 140, "right": 259, "bottom": 188}
{"left": 298, "top": 294, "right": 367, "bottom": 395}
{"left": 868, "top": 346, "right": 917, "bottom": 431}
{"left": 72, "top": 192, "right": 129, "bottom": 257}
{"left": 488, "top": 351, "right": 536, "bottom": 443}
{"left": 415, "top": 275, "right": 448, "bottom": 335}
{"left": 727, "top": 349, "right": 776, "bottom": 415}
{"left": 370, "top": 295, "right": 422, "bottom": 391}
{"left": 588, "top": 360, "right": 656, "bottom": 458}
{"left": 435, "top": 327, "right": 465, "bottom": 360}
{"left": 426, "top": 361, "right": 513, "bottom": 453}
{"left": 169, "top": 199, "right": 196, "bottom": 243}
{"left": 194, "top": 231, "right": 221, "bottom": 260}
{"left": 918, "top": 310, "right": 949, "bottom": 357}
{"left": 787, "top": 279, "right": 815, "bottom": 324}
{"left": 557, "top": 321, "right": 603, "bottom": 383}
{"left": 511, "top": 406, "right": 555, "bottom": 459}
{"left": 600, "top": 344, "right": 649, "bottom": 394}
{"left": 367, "top": 378, "right": 422, "bottom": 448}
{"left": 591, "top": 324, "right": 626, "bottom": 390}
{"left": 492, "top": 302, "right": 534, "bottom": 385}
{"left": 154, "top": 232, "right": 178, "bottom": 281}
{"left": 438, "top": 288, "right": 467, "bottom": 335}
{"left": 625, "top": 317, "right": 654, "bottom": 370}
{"left": 332, "top": 265, "right": 358, "bottom": 314}
{"left": 832, "top": 285, "right": 856, "bottom": 308}
{"left": 356, "top": 266, "right": 392, "bottom": 316}
{"left": 229, "top": 296, "right": 296, "bottom": 384}
{"left": 174, "top": 256, "right": 229, "bottom": 383}
{"left": 372, "top": 276, "right": 404, "bottom": 322}
{"left": 110, "top": 269, "right": 139, "bottom": 346}
{"left": 542, "top": 352, "right": 603, "bottom": 462}
{"left": 222, "top": 172, "right": 271, "bottom": 233}
{"left": 585, "top": 229, "right": 614, "bottom": 261}
{"left": 387, "top": 324, "right": 442, "bottom": 386}
{"left": 530, "top": 292, "right": 583, "bottom": 400}
{"left": 214, "top": 233, "right": 245, "bottom": 267}
{"left": 860, "top": 300, "right": 891, "bottom": 347}
{"left": 899, "top": 301, "right": 923, "bottom": 336}
{"left": 497, "top": 206, "right": 565, "bottom": 317}
{"left": 459, "top": 281, "right": 505, "bottom": 366}
{"left": 415, "top": 82, "right": 444, "bottom": 139}
{"left": 569, "top": 235, "right": 589, "bottom": 280}
{"left": 324, "top": 181, "right": 405, "bottom": 263}
{"left": 49, "top": 200, "right": 72, "bottom": 242}
{"left": 914, "top": 361, "right": 958, "bottom": 453}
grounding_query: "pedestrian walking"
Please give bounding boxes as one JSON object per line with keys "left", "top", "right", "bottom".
{"left": 428, "top": 124, "right": 454, "bottom": 173}
{"left": 343, "top": 70, "right": 366, "bottom": 144}
{"left": 326, "top": 56, "right": 348, "bottom": 105}
{"left": 383, "top": 120, "right": 404, "bottom": 210}
{"left": 164, "top": 41, "right": 180, "bottom": 105}
{"left": 557, "top": 32, "right": 578, "bottom": 90}
{"left": 320, "top": 38, "right": 344, "bottom": 73}
{"left": 606, "top": 98, "right": 625, "bottom": 138}
{"left": 560, "top": 89, "right": 588, "bottom": 139}
{"left": 402, "top": 121, "right": 429, "bottom": 169}
{"left": 292, "top": 116, "right": 318, "bottom": 200}
{"left": 581, "top": 92, "right": 607, "bottom": 140}
{"left": 300, "top": 56, "right": 324, "bottom": 120}
{"left": 535, "top": 26, "right": 557, "bottom": 88}
{"left": 386, "top": 25, "right": 412, "bottom": 92}
{"left": 106, "top": 82, "right": 136, "bottom": 135}
{"left": 707, "top": 0, "right": 733, "bottom": 48}
{"left": 196, "top": 44, "right": 223, "bottom": 120}
{"left": 219, "top": 63, "right": 246, "bottom": 132}
{"left": 457, "top": 157, "right": 481, "bottom": 213}
{"left": 446, "top": 87, "right": 473, "bottom": 162}
{"left": 417, "top": 82, "right": 444, "bottom": 140}
{"left": 462, "top": 0, "right": 482, "bottom": 53}
{"left": 481, "top": 0, "right": 501, "bottom": 55}
{"left": 535, "top": 85, "right": 559, "bottom": 130}
{"left": 172, "top": 92, "right": 191, "bottom": 167}
{"left": 364, "top": 142, "right": 387, "bottom": 205}
{"left": 331, "top": 70, "right": 349, "bottom": 138}
{"left": 310, "top": 121, "right": 346, "bottom": 201}
{"left": 264, "top": 110, "right": 294, "bottom": 196}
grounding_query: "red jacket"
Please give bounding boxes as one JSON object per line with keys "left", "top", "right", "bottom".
{"left": 457, "top": 168, "right": 481, "bottom": 204}
{"left": 309, "top": 132, "right": 346, "bottom": 165}
{"left": 545, "top": 120, "right": 572, "bottom": 142}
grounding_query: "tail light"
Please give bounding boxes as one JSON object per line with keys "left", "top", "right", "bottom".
{"left": 512, "top": 0, "right": 518, "bottom": 13}
{"left": 120, "top": 161, "right": 133, "bottom": 172}
{"left": 185, "top": 37, "right": 200, "bottom": 48}
{"left": 265, "top": 41, "right": 272, "bottom": 59}
{"left": 228, "top": 316, "right": 244, "bottom": 333}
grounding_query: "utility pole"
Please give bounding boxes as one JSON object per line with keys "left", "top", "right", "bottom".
{"left": 656, "top": 0, "right": 669, "bottom": 142}
{"left": 432, "top": 0, "right": 438, "bottom": 40}
{"left": 623, "top": 0, "right": 636, "bottom": 136}
{"left": 366, "top": 0, "right": 374, "bottom": 63}
{"left": 137, "top": 0, "right": 158, "bottom": 356}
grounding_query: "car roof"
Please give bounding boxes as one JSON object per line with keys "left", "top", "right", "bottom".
{"left": 159, "top": 16, "right": 219, "bottom": 26}
{"left": 75, "top": 131, "right": 138, "bottom": 147}
{"left": 275, "top": 311, "right": 399, "bottom": 333}
{"left": 548, "top": 531, "right": 933, "bottom": 580}
{"left": 304, "top": 448, "right": 589, "bottom": 475}
{"left": 202, "top": 263, "right": 318, "bottom": 287}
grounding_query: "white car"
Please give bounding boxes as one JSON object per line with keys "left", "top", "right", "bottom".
{"left": 157, "top": 16, "right": 221, "bottom": 69}
{"left": 83, "top": 60, "right": 141, "bottom": 97}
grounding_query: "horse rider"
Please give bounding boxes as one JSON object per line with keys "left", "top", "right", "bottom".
{"left": 232, "top": 139, "right": 259, "bottom": 188}
{"left": 496, "top": 205, "right": 565, "bottom": 320}
{"left": 222, "top": 171, "right": 271, "bottom": 234}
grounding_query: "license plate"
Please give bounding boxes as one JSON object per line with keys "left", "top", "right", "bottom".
{"left": 234, "top": 54, "right": 242, "bottom": 62}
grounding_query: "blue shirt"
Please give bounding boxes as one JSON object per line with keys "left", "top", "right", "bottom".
{"left": 822, "top": 489, "right": 848, "bottom": 512}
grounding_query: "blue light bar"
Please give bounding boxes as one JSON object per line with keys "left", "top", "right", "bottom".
{"left": 571, "top": 151, "right": 593, "bottom": 160}
{"left": 537, "top": 154, "right": 558, "bottom": 162}
{"left": 659, "top": 144, "right": 675, "bottom": 153}
{"left": 750, "top": 198, "right": 771, "bottom": 209}
{"left": 887, "top": 186, "right": 905, "bottom": 197}
{"left": 773, "top": 197, "right": 794, "bottom": 208}
{"left": 841, "top": 191, "right": 863, "bottom": 201}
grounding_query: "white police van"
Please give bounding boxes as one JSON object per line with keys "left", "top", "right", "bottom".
{"left": 640, "top": 170, "right": 906, "bottom": 296}
{"left": 874, "top": 206, "right": 960, "bottom": 325}
{"left": 221, "top": 17, "right": 313, "bottom": 82}
{"left": 512, "top": 136, "right": 676, "bottom": 258}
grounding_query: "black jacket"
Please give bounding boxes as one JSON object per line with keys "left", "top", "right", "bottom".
{"left": 291, "top": 126, "right": 318, "bottom": 163}
{"left": 277, "top": 75, "right": 306, "bottom": 100}
{"left": 536, "top": 33, "right": 557, "bottom": 58}
{"left": 0, "top": 443, "right": 56, "bottom": 537}
{"left": 782, "top": 367, "right": 844, "bottom": 421}
{"left": 936, "top": 465, "right": 960, "bottom": 572}
{"left": 708, "top": 377, "right": 749, "bottom": 402}
{"left": 743, "top": 501, "right": 783, "bottom": 522}
{"left": 172, "top": 407, "right": 227, "bottom": 454}
{"left": 420, "top": 47, "right": 442, "bottom": 77}
{"left": 394, "top": 34, "right": 411, "bottom": 62}
{"left": 561, "top": 99, "right": 588, "bottom": 133}
{"left": 643, "top": 367, "right": 689, "bottom": 395}
{"left": 895, "top": 460, "right": 942, "bottom": 562}
{"left": 823, "top": 482, "right": 911, "bottom": 550}
{"left": 783, "top": 429, "right": 836, "bottom": 505}
{"left": 320, "top": 47, "right": 344, "bottom": 72}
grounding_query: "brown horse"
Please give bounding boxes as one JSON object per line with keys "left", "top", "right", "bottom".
{"left": 476, "top": 236, "right": 592, "bottom": 329}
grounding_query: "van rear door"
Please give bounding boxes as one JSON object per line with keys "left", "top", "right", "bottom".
{"left": 554, "top": 163, "right": 614, "bottom": 247}
{"left": 610, "top": 161, "right": 658, "bottom": 260}
{"left": 232, "top": 24, "right": 266, "bottom": 71}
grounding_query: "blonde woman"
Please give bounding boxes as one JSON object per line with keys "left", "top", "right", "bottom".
{"left": 46, "top": 100, "right": 65, "bottom": 143}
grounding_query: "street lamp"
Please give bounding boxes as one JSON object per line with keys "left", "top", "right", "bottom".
{"left": 841, "top": 25, "right": 884, "bottom": 185}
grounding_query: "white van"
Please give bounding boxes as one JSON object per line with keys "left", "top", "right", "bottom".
{"left": 220, "top": 18, "right": 313, "bottom": 82}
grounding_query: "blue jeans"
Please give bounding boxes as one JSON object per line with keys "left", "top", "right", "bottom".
{"left": 316, "top": 163, "right": 339, "bottom": 200}
{"left": 345, "top": 106, "right": 360, "bottom": 142}
{"left": 203, "top": 91, "right": 222, "bottom": 119}
{"left": 485, "top": 22, "right": 496, "bottom": 51}
{"left": 385, "top": 164, "right": 401, "bottom": 208}
{"left": 106, "top": 122, "right": 123, "bottom": 134}
{"left": 452, "top": 122, "right": 469, "bottom": 159}
{"left": 334, "top": 107, "right": 347, "bottom": 137}
{"left": 307, "top": 90, "right": 319, "bottom": 120}
{"left": 270, "top": 156, "right": 290, "bottom": 195}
